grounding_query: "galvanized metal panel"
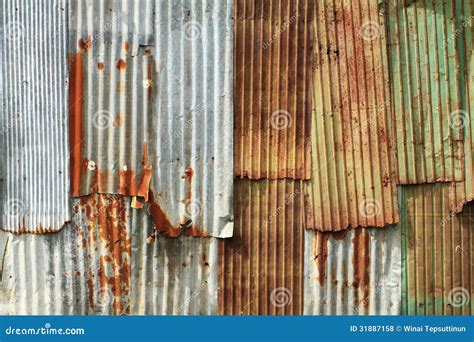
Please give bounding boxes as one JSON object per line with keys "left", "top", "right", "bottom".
{"left": 218, "top": 179, "right": 304, "bottom": 315}
{"left": 401, "top": 184, "right": 474, "bottom": 315}
{"left": 69, "top": 0, "right": 234, "bottom": 238}
{"left": 0, "top": 0, "right": 70, "bottom": 233}
{"left": 304, "top": 225, "right": 401, "bottom": 315}
{"left": 131, "top": 226, "right": 217, "bottom": 315}
{"left": 234, "top": 0, "right": 313, "bottom": 180}
{"left": 386, "top": 0, "right": 468, "bottom": 185}
{"left": 0, "top": 194, "right": 216, "bottom": 315}
{"left": 304, "top": 0, "right": 399, "bottom": 231}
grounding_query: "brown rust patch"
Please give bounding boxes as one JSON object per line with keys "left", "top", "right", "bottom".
{"left": 124, "top": 41, "right": 129, "bottom": 53}
{"left": 115, "top": 113, "right": 124, "bottom": 127}
{"left": 352, "top": 229, "right": 370, "bottom": 308}
{"left": 78, "top": 36, "right": 92, "bottom": 51}
{"left": 116, "top": 58, "right": 127, "bottom": 70}
{"left": 131, "top": 196, "right": 144, "bottom": 209}
{"left": 97, "top": 62, "right": 105, "bottom": 70}
{"left": 119, "top": 169, "right": 137, "bottom": 195}
{"left": 137, "top": 144, "right": 152, "bottom": 201}
{"left": 147, "top": 190, "right": 182, "bottom": 237}
{"left": 68, "top": 53, "right": 84, "bottom": 197}
{"left": 315, "top": 232, "right": 329, "bottom": 286}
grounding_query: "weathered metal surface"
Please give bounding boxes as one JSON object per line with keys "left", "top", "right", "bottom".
{"left": 69, "top": 0, "right": 234, "bottom": 238}
{"left": 401, "top": 184, "right": 474, "bottom": 315}
{"left": 0, "top": 194, "right": 131, "bottom": 315}
{"left": 0, "top": 194, "right": 216, "bottom": 315}
{"left": 234, "top": 0, "right": 313, "bottom": 180}
{"left": 386, "top": 0, "right": 469, "bottom": 185}
{"left": 304, "top": 225, "right": 401, "bottom": 315}
{"left": 0, "top": 0, "right": 70, "bottom": 233}
{"left": 131, "top": 223, "right": 217, "bottom": 315}
{"left": 218, "top": 179, "right": 304, "bottom": 315}
{"left": 304, "top": 0, "right": 399, "bottom": 231}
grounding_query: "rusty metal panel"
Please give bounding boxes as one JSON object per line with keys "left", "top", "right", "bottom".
{"left": 69, "top": 0, "right": 234, "bottom": 238}
{"left": 401, "top": 184, "right": 474, "bottom": 315}
{"left": 218, "top": 179, "right": 304, "bottom": 315}
{"left": 131, "top": 224, "right": 217, "bottom": 315}
{"left": 304, "top": 225, "right": 401, "bottom": 315}
{"left": 0, "top": 0, "right": 70, "bottom": 233}
{"left": 0, "top": 193, "right": 217, "bottom": 315}
{"left": 304, "top": 0, "right": 399, "bottom": 231}
{"left": 386, "top": 0, "right": 470, "bottom": 185}
{"left": 234, "top": 0, "right": 313, "bottom": 180}
{"left": 0, "top": 194, "right": 131, "bottom": 315}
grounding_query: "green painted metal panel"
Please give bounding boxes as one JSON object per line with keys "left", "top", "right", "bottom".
{"left": 387, "top": 0, "right": 469, "bottom": 184}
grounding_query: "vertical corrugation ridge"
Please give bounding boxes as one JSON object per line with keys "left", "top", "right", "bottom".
{"left": 218, "top": 179, "right": 304, "bottom": 315}
{"left": 0, "top": 0, "right": 70, "bottom": 233}
{"left": 387, "top": 0, "right": 466, "bottom": 184}
{"left": 305, "top": 0, "right": 398, "bottom": 231}
{"left": 303, "top": 224, "right": 401, "bottom": 315}
{"left": 401, "top": 184, "right": 474, "bottom": 315}
{"left": 234, "top": 0, "right": 314, "bottom": 180}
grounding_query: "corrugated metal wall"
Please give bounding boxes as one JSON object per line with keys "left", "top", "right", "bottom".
{"left": 218, "top": 179, "right": 305, "bottom": 315}
{"left": 234, "top": 0, "right": 313, "bottom": 180}
{"left": 401, "top": 184, "right": 474, "bottom": 315}
{"left": 69, "top": 0, "right": 234, "bottom": 238}
{"left": 304, "top": 0, "right": 399, "bottom": 232}
{"left": 304, "top": 225, "right": 401, "bottom": 315}
{"left": 0, "top": 0, "right": 70, "bottom": 233}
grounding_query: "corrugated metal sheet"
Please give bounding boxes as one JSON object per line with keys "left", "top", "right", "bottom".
{"left": 401, "top": 184, "right": 474, "bottom": 315}
{"left": 0, "top": 194, "right": 216, "bottom": 315}
{"left": 386, "top": 0, "right": 469, "bottom": 185}
{"left": 304, "top": 225, "right": 401, "bottom": 315}
{"left": 131, "top": 228, "right": 217, "bottom": 315}
{"left": 0, "top": 0, "right": 70, "bottom": 233}
{"left": 304, "top": 0, "right": 399, "bottom": 231}
{"left": 234, "top": 0, "right": 313, "bottom": 180}
{"left": 218, "top": 179, "right": 304, "bottom": 315}
{"left": 69, "top": 0, "right": 234, "bottom": 238}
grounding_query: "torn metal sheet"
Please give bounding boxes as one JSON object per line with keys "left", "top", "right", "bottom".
{"left": 234, "top": 0, "right": 314, "bottom": 180}
{"left": 304, "top": 225, "right": 401, "bottom": 315}
{"left": 401, "top": 184, "right": 474, "bottom": 315}
{"left": 386, "top": 0, "right": 469, "bottom": 184}
{"left": 218, "top": 179, "right": 305, "bottom": 315}
{"left": 0, "top": 0, "right": 70, "bottom": 233}
{"left": 69, "top": 0, "right": 234, "bottom": 238}
{"left": 304, "top": 0, "right": 399, "bottom": 231}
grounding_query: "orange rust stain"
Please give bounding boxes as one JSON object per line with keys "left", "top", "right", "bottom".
{"left": 78, "top": 36, "right": 92, "bottom": 51}
{"left": 201, "top": 253, "right": 209, "bottom": 267}
{"left": 147, "top": 190, "right": 182, "bottom": 237}
{"left": 117, "top": 58, "right": 127, "bottom": 70}
{"left": 87, "top": 272, "right": 95, "bottom": 309}
{"left": 137, "top": 144, "right": 152, "bottom": 201}
{"left": 119, "top": 169, "right": 137, "bottom": 195}
{"left": 352, "top": 229, "right": 370, "bottom": 308}
{"left": 115, "top": 113, "right": 124, "bottom": 127}
{"left": 184, "top": 226, "right": 209, "bottom": 237}
{"left": 315, "top": 233, "right": 329, "bottom": 286}
{"left": 131, "top": 196, "right": 144, "bottom": 209}
{"left": 144, "top": 48, "right": 152, "bottom": 56}
{"left": 97, "top": 62, "right": 105, "bottom": 70}
{"left": 68, "top": 53, "right": 84, "bottom": 197}
{"left": 124, "top": 41, "right": 129, "bottom": 53}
